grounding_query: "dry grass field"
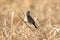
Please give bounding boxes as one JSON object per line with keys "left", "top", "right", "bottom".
{"left": 0, "top": 0, "right": 60, "bottom": 40}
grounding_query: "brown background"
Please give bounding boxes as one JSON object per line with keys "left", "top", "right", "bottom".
{"left": 0, "top": 0, "right": 60, "bottom": 40}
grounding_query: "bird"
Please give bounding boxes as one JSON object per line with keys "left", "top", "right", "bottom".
{"left": 26, "top": 11, "right": 37, "bottom": 28}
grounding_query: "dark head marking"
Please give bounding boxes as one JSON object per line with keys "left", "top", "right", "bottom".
{"left": 27, "top": 11, "right": 30, "bottom": 15}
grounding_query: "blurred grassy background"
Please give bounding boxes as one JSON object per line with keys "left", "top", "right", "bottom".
{"left": 0, "top": 0, "right": 60, "bottom": 40}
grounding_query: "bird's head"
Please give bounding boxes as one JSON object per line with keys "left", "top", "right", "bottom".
{"left": 26, "top": 11, "right": 30, "bottom": 15}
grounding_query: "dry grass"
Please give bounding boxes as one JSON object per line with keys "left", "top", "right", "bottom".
{"left": 0, "top": 0, "right": 60, "bottom": 40}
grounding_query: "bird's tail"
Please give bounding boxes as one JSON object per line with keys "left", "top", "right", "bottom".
{"left": 34, "top": 24, "right": 37, "bottom": 28}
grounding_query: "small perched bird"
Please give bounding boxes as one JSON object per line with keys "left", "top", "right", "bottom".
{"left": 26, "top": 11, "right": 37, "bottom": 28}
